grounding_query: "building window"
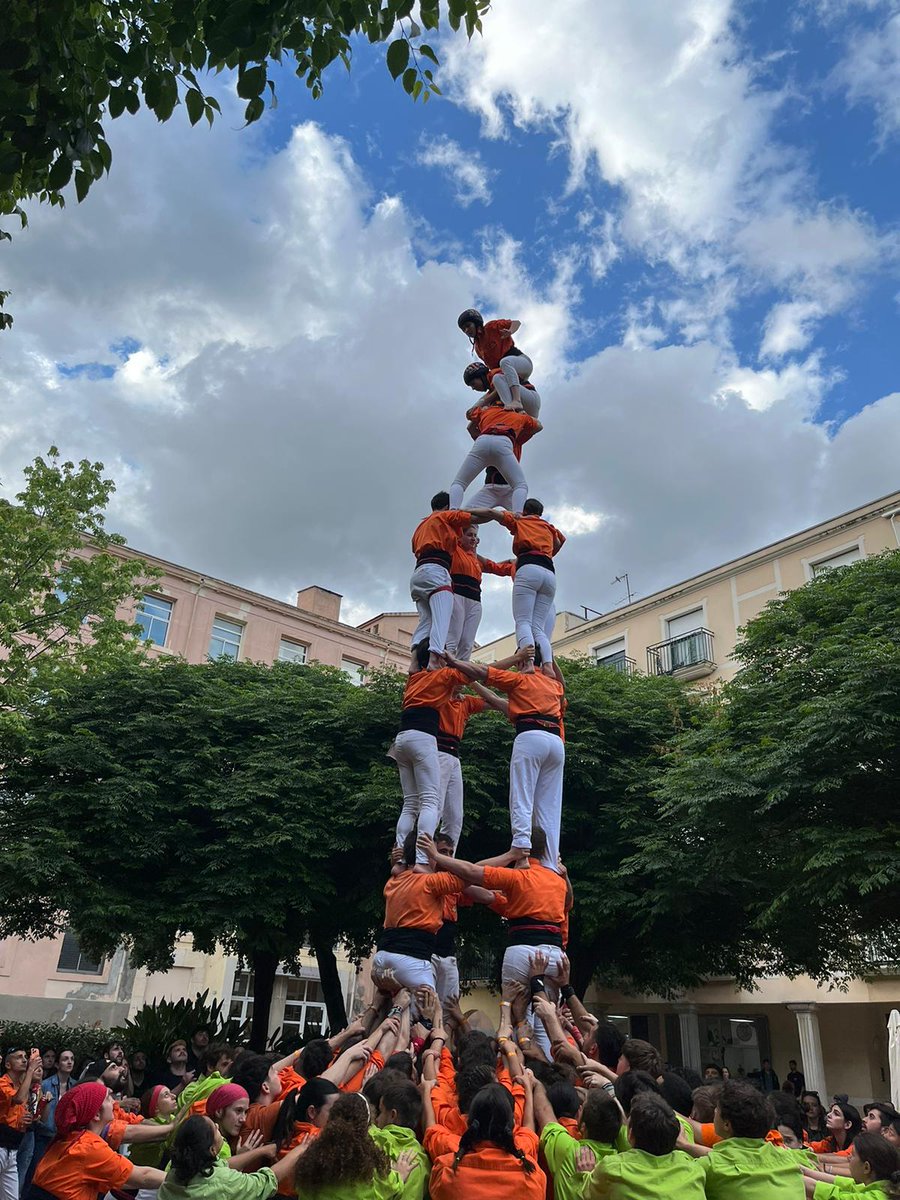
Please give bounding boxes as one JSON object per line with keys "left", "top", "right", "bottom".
{"left": 278, "top": 638, "right": 308, "bottom": 665}
{"left": 229, "top": 971, "right": 254, "bottom": 1023}
{"left": 282, "top": 977, "right": 327, "bottom": 1042}
{"left": 56, "top": 930, "right": 104, "bottom": 975}
{"left": 341, "top": 659, "right": 366, "bottom": 685}
{"left": 810, "top": 545, "right": 862, "bottom": 577}
{"left": 135, "top": 594, "right": 174, "bottom": 646}
{"left": 593, "top": 636, "right": 634, "bottom": 674}
{"left": 209, "top": 617, "right": 243, "bottom": 661}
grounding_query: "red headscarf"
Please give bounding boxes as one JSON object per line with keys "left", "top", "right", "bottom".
{"left": 205, "top": 1084, "right": 248, "bottom": 1121}
{"left": 144, "top": 1085, "right": 166, "bottom": 1118}
{"left": 55, "top": 1083, "right": 108, "bottom": 1136}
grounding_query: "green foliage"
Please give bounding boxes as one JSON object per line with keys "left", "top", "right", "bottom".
{"left": 632, "top": 550, "right": 900, "bottom": 985}
{"left": 0, "top": 0, "right": 489, "bottom": 325}
{"left": 114, "top": 990, "right": 252, "bottom": 1063}
{"left": 0, "top": 1021, "right": 109, "bottom": 1068}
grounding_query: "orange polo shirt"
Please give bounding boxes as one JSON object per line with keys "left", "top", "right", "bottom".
{"left": 0, "top": 1075, "right": 25, "bottom": 1132}
{"left": 438, "top": 693, "right": 485, "bottom": 742}
{"left": 34, "top": 1130, "right": 134, "bottom": 1200}
{"left": 276, "top": 1122, "right": 321, "bottom": 1196}
{"left": 497, "top": 512, "right": 565, "bottom": 559}
{"left": 413, "top": 511, "right": 473, "bottom": 561}
{"left": 809, "top": 1136, "right": 852, "bottom": 1156}
{"left": 403, "top": 668, "right": 467, "bottom": 711}
{"left": 482, "top": 862, "right": 568, "bottom": 925}
{"left": 485, "top": 668, "right": 564, "bottom": 724}
{"left": 382, "top": 870, "right": 464, "bottom": 933}
{"left": 473, "top": 319, "right": 517, "bottom": 370}
{"left": 467, "top": 405, "right": 540, "bottom": 449}
{"left": 342, "top": 1051, "right": 385, "bottom": 1094}
{"left": 429, "top": 1128, "right": 546, "bottom": 1200}
{"left": 243, "top": 1096, "right": 283, "bottom": 1140}
{"left": 450, "top": 543, "right": 516, "bottom": 585}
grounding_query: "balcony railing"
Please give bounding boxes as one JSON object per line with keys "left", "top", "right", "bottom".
{"left": 595, "top": 652, "right": 637, "bottom": 676}
{"left": 647, "top": 628, "right": 716, "bottom": 680}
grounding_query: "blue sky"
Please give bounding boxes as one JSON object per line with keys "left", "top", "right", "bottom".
{"left": 2, "top": 0, "right": 898, "bottom": 637}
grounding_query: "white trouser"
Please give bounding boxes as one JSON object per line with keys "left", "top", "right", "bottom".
{"left": 446, "top": 594, "right": 482, "bottom": 661}
{"left": 437, "top": 750, "right": 463, "bottom": 849}
{"left": 467, "top": 481, "right": 514, "bottom": 511}
{"left": 409, "top": 562, "right": 454, "bottom": 655}
{"left": 372, "top": 951, "right": 436, "bottom": 997}
{"left": 135, "top": 1191, "right": 161, "bottom": 1200}
{"left": 494, "top": 370, "right": 540, "bottom": 418}
{"left": 432, "top": 955, "right": 461, "bottom": 1004}
{"left": 502, "top": 943, "right": 564, "bottom": 1056}
{"left": 449, "top": 435, "right": 527, "bottom": 514}
{"left": 512, "top": 564, "right": 557, "bottom": 662}
{"left": 0, "top": 1147, "right": 17, "bottom": 1200}
{"left": 509, "top": 730, "right": 565, "bottom": 867}
{"left": 392, "top": 729, "right": 442, "bottom": 863}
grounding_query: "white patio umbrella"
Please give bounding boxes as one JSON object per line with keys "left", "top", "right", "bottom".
{"left": 888, "top": 1009, "right": 900, "bottom": 1111}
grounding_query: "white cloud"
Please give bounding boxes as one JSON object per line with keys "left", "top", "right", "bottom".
{"left": 833, "top": 11, "right": 900, "bottom": 140}
{"left": 417, "top": 135, "right": 494, "bottom": 206}
{"left": 1, "top": 96, "right": 898, "bottom": 648}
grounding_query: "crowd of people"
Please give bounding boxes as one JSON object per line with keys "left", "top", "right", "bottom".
{"left": 3, "top": 965, "right": 899, "bottom": 1199}
{"left": 2, "top": 309, "right": 897, "bottom": 1199}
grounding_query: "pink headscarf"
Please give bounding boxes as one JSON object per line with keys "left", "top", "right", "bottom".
{"left": 144, "top": 1085, "right": 166, "bottom": 1118}
{"left": 55, "top": 1083, "right": 107, "bottom": 1136}
{"left": 205, "top": 1084, "right": 248, "bottom": 1121}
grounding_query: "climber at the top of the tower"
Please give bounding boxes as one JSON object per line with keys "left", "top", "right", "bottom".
{"left": 457, "top": 309, "right": 536, "bottom": 416}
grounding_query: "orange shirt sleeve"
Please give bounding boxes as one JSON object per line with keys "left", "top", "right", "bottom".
{"left": 484, "top": 666, "right": 519, "bottom": 694}
{"left": 700, "top": 1122, "right": 723, "bottom": 1147}
{"left": 424, "top": 1123, "right": 459, "bottom": 1160}
{"left": 480, "top": 558, "right": 516, "bottom": 578}
{"left": 482, "top": 865, "right": 524, "bottom": 897}
{"left": 497, "top": 511, "right": 517, "bottom": 534}
{"left": 495, "top": 1065, "right": 526, "bottom": 1126}
{"left": 0, "top": 1076, "right": 25, "bottom": 1130}
{"left": 278, "top": 1066, "right": 305, "bottom": 1095}
{"left": 425, "top": 872, "right": 466, "bottom": 897}
{"left": 342, "top": 1051, "right": 384, "bottom": 1093}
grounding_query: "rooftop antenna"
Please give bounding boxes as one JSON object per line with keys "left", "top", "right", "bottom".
{"left": 612, "top": 572, "right": 635, "bottom": 605}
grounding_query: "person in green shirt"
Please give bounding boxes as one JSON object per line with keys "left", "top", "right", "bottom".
{"left": 802, "top": 1131, "right": 900, "bottom": 1198}
{"left": 158, "top": 1112, "right": 305, "bottom": 1199}
{"left": 583, "top": 1092, "right": 706, "bottom": 1198}
{"left": 177, "top": 1043, "right": 235, "bottom": 1113}
{"left": 371, "top": 1080, "right": 430, "bottom": 1200}
{"left": 702, "top": 1080, "right": 804, "bottom": 1199}
{"left": 130, "top": 1085, "right": 178, "bottom": 1167}
{"left": 534, "top": 1079, "right": 620, "bottom": 1200}
{"left": 293, "top": 1091, "right": 418, "bottom": 1200}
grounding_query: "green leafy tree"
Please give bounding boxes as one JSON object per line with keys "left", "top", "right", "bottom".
{"left": 631, "top": 550, "right": 900, "bottom": 985}
{"left": 0, "top": 446, "right": 153, "bottom": 724}
{"left": 0, "top": 0, "right": 489, "bottom": 329}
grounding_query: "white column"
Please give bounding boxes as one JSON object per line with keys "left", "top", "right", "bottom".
{"left": 677, "top": 1004, "right": 702, "bottom": 1073}
{"left": 786, "top": 1002, "right": 826, "bottom": 1098}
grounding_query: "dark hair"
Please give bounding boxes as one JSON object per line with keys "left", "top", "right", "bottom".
{"left": 630, "top": 1093, "right": 680, "bottom": 1156}
{"left": 431, "top": 492, "right": 450, "bottom": 511}
{"left": 434, "top": 831, "right": 454, "bottom": 849}
{"left": 718, "top": 1081, "right": 773, "bottom": 1140}
{"left": 299, "top": 1039, "right": 333, "bottom": 1081}
{"left": 522, "top": 498, "right": 544, "bottom": 516}
{"left": 362, "top": 1069, "right": 408, "bottom": 1111}
{"left": 852, "top": 1132, "right": 900, "bottom": 1183}
{"left": 691, "top": 1084, "right": 723, "bottom": 1122}
{"left": 456, "top": 1031, "right": 497, "bottom": 1070}
{"left": 621, "top": 1039, "right": 663, "bottom": 1079}
{"left": 401, "top": 829, "right": 418, "bottom": 867}
{"left": 865, "top": 1102, "right": 900, "bottom": 1128}
{"left": 669, "top": 1065, "right": 703, "bottom": 1091}
{"left": 703, "top": 1063, "right": 724, "bottom": 1078}
{"left": 457, "top": 1064, "right": 495, "bottom": 1115}
{"left": 412, "top": 642, "right": 430, "bottom": 672}
{"left": 453, "top": 1084, "right": 535, "bottom": 1174}
{"left": 581, "top": 1091, "right": 622, "bottom": 1144}
{"left": 39, "top": 1046, "right": 57, "bottom": 1058}
{"left": 530, "top": 1062, "right": 574, "bottom": 1089}
{"left": 103, "top": 1041, "right": 122, "bottom": 1055}
{"left": 294, "top": 1094, "right": 389, "bottom": 1191}
{"left": 384, "top": 1052, "right": 414, "bottom": 1079}
{"left": 272, "top": 1078, "right": 339, "bottom": 1151}
{"left": 230, "top": 1054, "right": 273, "bottom": 1105}
{"left": 587, "top": 1022, "right": 626, "bottom": 1072}
{"left": 546, "top": 1081, "right": 580, "bottom": 1120}
{"left": 614, "top": 1070, "right": 661, "bottom": 1116}
{"left": 828, "top": 1100, "right": 863, "bottom": 1150}
{"left": 169, "top": 1115, "right": 217, "bottom": 1185}
{"left": 529, "top": 826, "right": 548, "bottom": 860}
{"left": 202, "top": 1043, "right": 232, "bottom": 1075}
{"left": 379, "top": 1081, "right": 422, "bottom": 1130}
{"left": 660, "top": 1071, "right": 694, "bottom": 1118}
{"left": 774, "top": 1107, "right": 805, "bottom": 1145}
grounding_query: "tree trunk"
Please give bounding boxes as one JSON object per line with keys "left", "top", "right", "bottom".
{"left": 311, "top": 936, "right": 348, "bottom": 1033}
{"left": 249, "top": 948, "right": 279, "bottom": 1051}
{"left": 569, "top": 947, "right": 594, "bottom": 1001}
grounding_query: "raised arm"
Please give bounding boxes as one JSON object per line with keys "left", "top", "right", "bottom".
{"left": 531, "top": 1078, "right": 558, "bottom": 1133}
{"left": 469, "top": 679, "right": 510, "bottom": 717}
{"left": 418, "top": 835, "right": 485, "bottom": 886}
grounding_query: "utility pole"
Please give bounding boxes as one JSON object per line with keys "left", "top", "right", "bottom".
{"left": 612, "top": 572, "right": 634, "bottom": 605}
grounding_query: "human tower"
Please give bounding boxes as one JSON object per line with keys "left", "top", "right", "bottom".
{"left": 372, "top": 309, "right": 571, "bottom": 1052}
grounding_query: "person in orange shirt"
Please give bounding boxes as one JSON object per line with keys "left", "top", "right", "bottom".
{"left": 449, "top": 405, "right": 542, "bottom": 515}
{"left": 271, "top": 1077, "right": 340, "bottom": 1195}
{"left": 446, "top": 522, "right": 516, "bottom": 663}
{"left": 0, "top": 1046, "right": 40, "bottom": 1200}
{"left": 443, "top": 652, "right": 566, "bottom": 869}
{"left": 410, "top": 493, "right": 474, "bottom": 671}
{"left": 372, "top": 829, "right": 465, "bottom": 998}
{"left": 480, "top": 499, "right": 566, "bottom": 667}
{"left": 32, "top": 1082, "right": 165, "bottom": 1200}
{"left": 457, "top": 309, "right": 535, "bottom": 414}
{"left": 462, "top": 360, "right": 542, "bottom": 418}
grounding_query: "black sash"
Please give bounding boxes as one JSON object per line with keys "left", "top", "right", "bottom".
{"left": 507, "top": 917, "right": 563, "bottom": 948}
{"left": 416, "top": 548, "right": 452, "bottom": 570}
{"left": 515, "top": 713, "right": 562, "bottom": 737}
{"left": 377, "top": 927, "right": 436, "bottom": 961}
{"left": 433, "top": 920, "right": 458, "bottom": 958}
{"left": 516, "top": 552, "right": 554, "bottom": 572}
{"left": 451, "top": 572, "right": 481, "bottom": 602}
{"left": 436, "top": 731, "right": 461, "bottom": 757}
{"left": 400, "top": 706, "right": 440, "bottom": 736}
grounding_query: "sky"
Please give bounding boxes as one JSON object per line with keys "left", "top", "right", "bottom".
{"left": 2, "top": 0, "right": 899, "bottom": 641}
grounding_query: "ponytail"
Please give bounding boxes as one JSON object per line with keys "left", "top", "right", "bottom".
{"left": 451, "top": 1087, "right": 536, "bottom": 1175}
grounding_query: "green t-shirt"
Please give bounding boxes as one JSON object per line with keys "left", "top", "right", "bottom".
{"left": 177, "top": 1072, "right": 230, "bottom": 1112}
{"left": 370, "top": 1125, "right": 429, "bottom": 1200}
{"left": 158, "top": 1159, "right": 278, "bottom": 1200}
{"left": 292, "top": 1170, "right": 406, "bottom": 1200}
{"left": 813, "top": 1182, "right": 890, "bottom": 1199}
{"left": 587, "top": 1147, "right": 706, "bottom": 1198}
{"left": 129, "top": 1115, "right": 175, "bottom": 1166}
{"left": 540, "top": 1122, "right": 617, "bottom": 1200}
{"left": 703, "top": 1137, "right": 804, "bottom": 1199}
